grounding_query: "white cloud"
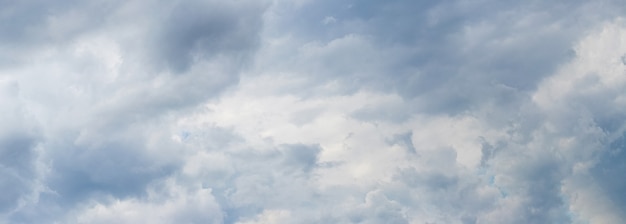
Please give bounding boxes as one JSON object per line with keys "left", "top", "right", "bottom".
{"left": 72, "top": 181, "right": 223, "bottom": 224}
{"left": 531, "top": 19, "right": 626, "bottom": 223}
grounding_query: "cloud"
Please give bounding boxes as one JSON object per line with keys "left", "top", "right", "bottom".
{"left": 71, "top": 181, "right": 224, "bottom": 224}
{"left": 152, "top": 0, "right": 267, "bottom": 73}
{"left": 256, "top": 0, "right": 624, "bottom": 114}
{"left": 0, "top": 0, "right": 268, "bottom": 222}
{"left": 1, "top": 0, "right": 626, "bottom": 223}
{"left": 0, "top": 80, "right": 43, "bottom": 216}
{"left": 531, "top": 20, "right": 626, "bottom": 223}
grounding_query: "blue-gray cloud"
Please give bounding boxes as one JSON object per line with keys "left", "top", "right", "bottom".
{"left": 1, "top": 0, "right": 626, "bottom": 223}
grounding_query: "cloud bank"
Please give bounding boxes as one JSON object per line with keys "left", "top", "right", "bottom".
{"left": 1, "top": 0, "right": 625, "bottom": 223}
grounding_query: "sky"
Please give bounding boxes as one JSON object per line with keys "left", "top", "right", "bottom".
{"left": 1, "top": 0, "right": 626, "bottom": 223}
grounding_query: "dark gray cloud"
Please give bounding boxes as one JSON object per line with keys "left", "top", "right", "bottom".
{"left": 154, "top": 1, "right": 266, "bottom": 73}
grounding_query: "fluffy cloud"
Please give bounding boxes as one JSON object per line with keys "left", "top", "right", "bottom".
{"left": 72, "top": 181, "right": 224, "bottom": 224}
{"left": 1, "top": 0, "right": 625, "bottom": 223}
{"left": 0, "top": 0, "right": 268, "bottom": 222}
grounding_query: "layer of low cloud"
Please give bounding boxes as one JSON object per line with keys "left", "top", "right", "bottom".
{"left": 1, "top": 0, "right": 625, "bottom": 223}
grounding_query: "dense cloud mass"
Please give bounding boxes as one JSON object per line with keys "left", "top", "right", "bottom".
{"left": 1, "top": 0, "right": 626, "bottom": 223}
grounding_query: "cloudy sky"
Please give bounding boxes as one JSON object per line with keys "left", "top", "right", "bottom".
{"left": 1, "top": 0, "right": 626, "bottom": 223}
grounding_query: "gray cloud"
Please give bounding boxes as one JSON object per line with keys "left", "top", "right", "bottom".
{"left": 153, "top": 1, "right": 267, "bottom": 73}
{"left": 1, "top": 0, "right": 626, "bottom": 223}
{"left": 256, "top": 0, "right": 624, "bottom": 114}
{"left": 0, "top": 81, "right": 42, "bottom": 215}
{"left": 0, "top": 0, "right": 268, "bottom": 222}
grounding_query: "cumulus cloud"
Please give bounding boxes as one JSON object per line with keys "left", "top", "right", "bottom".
{"left": 1, "top": 0, "right": 626, "bottom": 223}
{"left": 72, "top": 181, "right": 224, "bottom": 224}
